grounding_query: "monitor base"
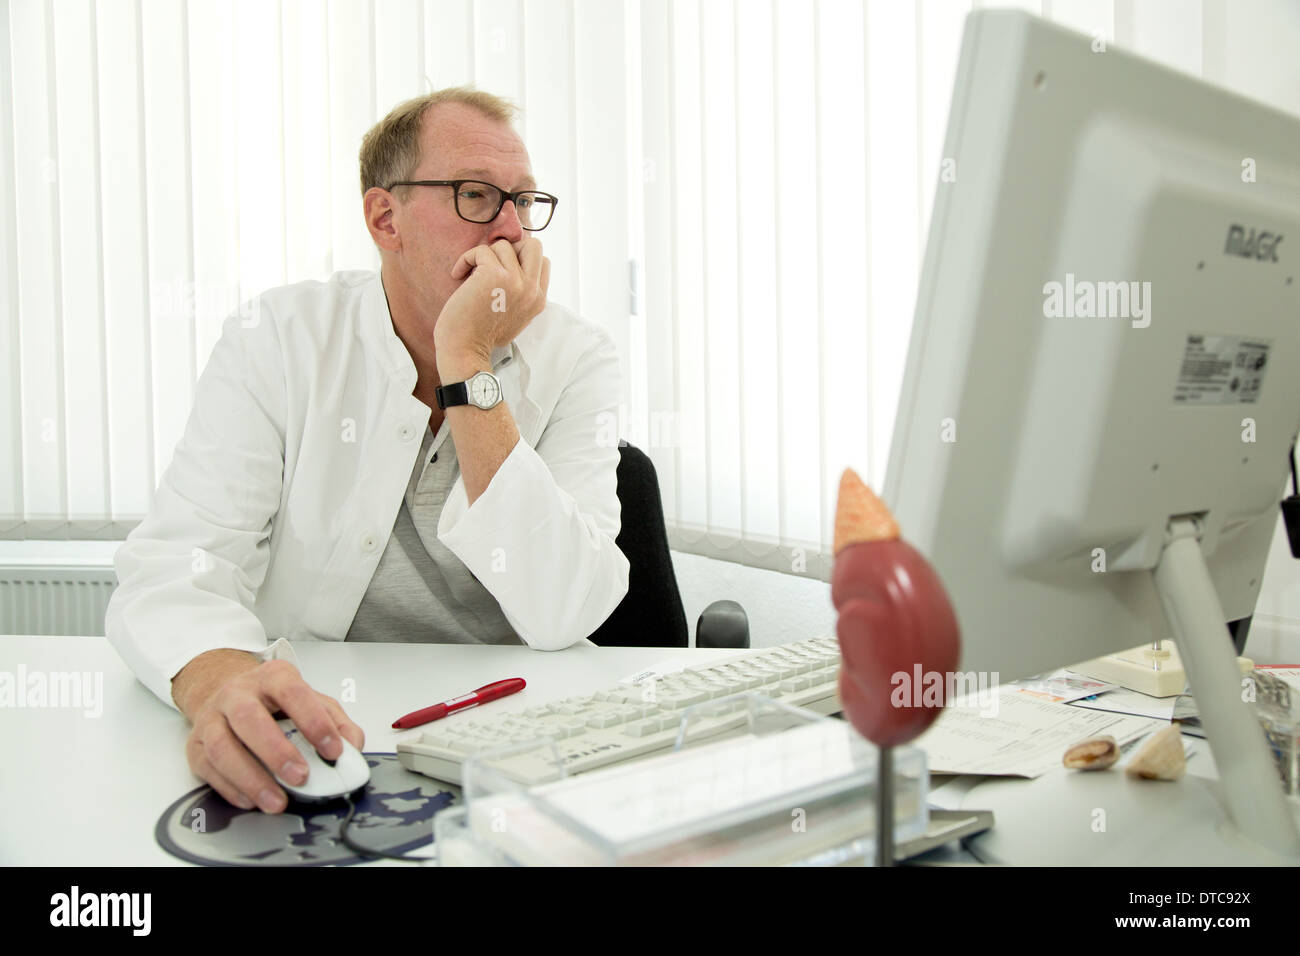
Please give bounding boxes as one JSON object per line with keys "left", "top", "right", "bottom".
{"left": 1074, "top": 642, "right": 1188, "bottom": 698}
{"left": 1074, "top": 642, "right": 1255, "bottom": 699}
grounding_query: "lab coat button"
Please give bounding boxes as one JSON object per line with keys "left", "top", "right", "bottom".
{"left": 361, "top": 532, "right": 379, "bottom": 553}
{"left": 398, "top": 424, "right": 414, "bottom": 442}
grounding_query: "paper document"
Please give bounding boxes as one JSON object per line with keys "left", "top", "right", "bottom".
{"left": 916, "top": 687, "right": 1167, "bottom": 777}
{"left": 1010, "top": 670, "right": 1114, "bottom": 704}
{"left": 1069, "top": 686, "right": 1179, "bottom": 721}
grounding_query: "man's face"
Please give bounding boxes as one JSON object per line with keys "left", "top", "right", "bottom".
{"left": 392, "top": 102, "right": 535, "bottom": 324}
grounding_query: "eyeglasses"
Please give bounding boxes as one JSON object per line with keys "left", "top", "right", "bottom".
{"left": 385, "top": 179, "right": 558, "bottom": 231}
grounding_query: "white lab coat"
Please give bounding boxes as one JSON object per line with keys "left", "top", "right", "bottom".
{"left": 105, "top": 270, "right": 630, "bottom": 710}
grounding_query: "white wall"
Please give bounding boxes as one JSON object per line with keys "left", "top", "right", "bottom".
{"left": 672, "top": 550, "right": 837, "bottom": 649}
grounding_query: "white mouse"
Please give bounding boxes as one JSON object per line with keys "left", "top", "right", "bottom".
{"left": 272, "top": 719, "right": 371, "bottom": 803}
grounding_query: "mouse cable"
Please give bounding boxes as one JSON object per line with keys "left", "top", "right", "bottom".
{"left": 338, "top": 793, "right": 434, "bottom": 864}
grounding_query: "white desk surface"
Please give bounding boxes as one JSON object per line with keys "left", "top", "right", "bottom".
{"left": 4, "top": 634, "right": 1264, "bottom": 867}
{"left": 0, "top": 634, "right": 739, "bottom": 866}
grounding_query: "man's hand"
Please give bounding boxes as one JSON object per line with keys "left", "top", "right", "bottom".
{"left": 434, "top": 236, "right": 551, "bottom": 362}
{"left": 172, "top": 651, "right": 365, "bottom": 814}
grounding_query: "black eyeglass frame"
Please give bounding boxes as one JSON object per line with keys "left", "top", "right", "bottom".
{"left": 384, "top": 179, "right": 559, "bottom": 230}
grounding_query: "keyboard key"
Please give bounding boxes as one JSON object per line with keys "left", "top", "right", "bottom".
{"left": 626, "top": 719, "right": 662, "bottom": 737}
{"left": 658, "top": 691, "right": 710, "bottom": 709}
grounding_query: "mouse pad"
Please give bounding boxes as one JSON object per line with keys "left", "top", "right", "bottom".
{"left": 155, "top": 753, "right": 459, "bottom": 866}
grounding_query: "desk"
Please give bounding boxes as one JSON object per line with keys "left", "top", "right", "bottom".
{"left": 0, "top": 635, "right": 738, "bottom": 865}
{"left": 929, "top": 727, "right": 1295, "bottom": 866}
{"left": 4, "top": 635, "right": 1275, "bottom": 866}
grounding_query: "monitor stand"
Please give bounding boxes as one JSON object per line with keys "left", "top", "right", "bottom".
{"left": 961, "top": 516, "right": 1300, "bottom": 865}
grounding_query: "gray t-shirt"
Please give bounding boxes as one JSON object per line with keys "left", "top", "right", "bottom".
{"left": 344, "top": 422, "right": 523, "bottom": 645}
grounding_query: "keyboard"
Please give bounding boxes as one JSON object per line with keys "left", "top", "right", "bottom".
{"left": 396, "top": 636, "right": 843, "bottom": 786}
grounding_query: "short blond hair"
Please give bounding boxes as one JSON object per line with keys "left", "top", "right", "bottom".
{"left": 359, "top": 86, "right": 519, "bottom": 197}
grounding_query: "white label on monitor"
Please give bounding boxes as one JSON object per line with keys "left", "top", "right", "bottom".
{"left": 1173, "top": 334, "right": 1270, "bottom": 404}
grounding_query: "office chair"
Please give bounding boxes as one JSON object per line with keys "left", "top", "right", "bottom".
{"left": 587, "top": 440, "right": 749, "bottom": 650}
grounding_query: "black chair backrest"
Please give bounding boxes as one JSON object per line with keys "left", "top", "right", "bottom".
{"left": 586, "top": 441, "right": 689, "bottom": 647}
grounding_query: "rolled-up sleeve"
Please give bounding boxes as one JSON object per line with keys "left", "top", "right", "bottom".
{"left": 104, "top": 309, "right": 287, "bottom": 709}
{"left": 437, "top": 328, "right": 630, "bottom": 649}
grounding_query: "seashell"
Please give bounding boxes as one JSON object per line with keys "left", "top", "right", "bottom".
{"left": 1125, "top": 725, "right": 1186, "bottom": 781}
{"left": 1063, "top": 735, "right": 1119, "bottom": 770}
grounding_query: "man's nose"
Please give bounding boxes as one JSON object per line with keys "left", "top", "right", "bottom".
{"left": 488, "top": 198, "right": 525, "bottom": 245}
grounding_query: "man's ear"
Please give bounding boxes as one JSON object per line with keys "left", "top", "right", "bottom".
{"left": 364, "top": 187, "right": 401, "bottom": 253}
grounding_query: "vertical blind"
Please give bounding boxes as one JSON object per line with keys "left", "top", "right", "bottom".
{"left": 638, "top": 0, "right": 1225, "bottom": 579}
{"left": 1, "top": 0, "right": 633, "bottom": 541}
{"left": 0, "top": 0, "right": 1269, "bottom": 581}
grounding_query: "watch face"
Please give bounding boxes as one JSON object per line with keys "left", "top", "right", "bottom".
{"left": 470, "top": 373, "right": 501, "bottom": 408}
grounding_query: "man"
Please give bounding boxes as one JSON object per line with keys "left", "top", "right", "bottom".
{"left": 104, "top": 87, "right": 630, "bottom": 814}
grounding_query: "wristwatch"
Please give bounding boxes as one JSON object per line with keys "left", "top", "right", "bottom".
{"left": 435, "top": 369, "right": 503, "bottom": 410}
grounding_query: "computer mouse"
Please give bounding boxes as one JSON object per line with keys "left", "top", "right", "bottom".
{"left": 271, "top": 719, "right": 371, "bottom": 803}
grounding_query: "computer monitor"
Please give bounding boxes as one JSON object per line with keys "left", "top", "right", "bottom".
{"left": 884, "top": 10, "right": 1300, "bottom": 863}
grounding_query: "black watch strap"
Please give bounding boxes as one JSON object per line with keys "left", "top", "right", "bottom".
{"left": 434, "top": 382, "right": 469, "bottom": 409}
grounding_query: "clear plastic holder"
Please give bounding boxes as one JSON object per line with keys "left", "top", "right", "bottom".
{"left": 434, "top": 692, "right": 928, "bottom": 866}
{"left": 1251, "top": 670, "right": 1300, "bottom": 799}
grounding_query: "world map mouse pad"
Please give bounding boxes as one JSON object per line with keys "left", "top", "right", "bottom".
{"left": 155, "top": 753, "right": 459, "bottom": 866}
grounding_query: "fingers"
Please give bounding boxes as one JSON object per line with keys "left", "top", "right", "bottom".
{"left": 189, "top": 745, "right": 254, "bottom": 811}
{"left": 494, "top": 238, "right": 547, "bottom": 311}
{"left": 489, "top": 237, "right": 520, "bottom": 273}
{"left": 317, "top": 692, "right": 365, "bottom": 752}
{"left": 225, "top": 692, "right": 309, "bottom": 787}
{"left": 449, "top": 249, "right": 477, "bottom": 281}
{"left": 513, "top": 236, "right": 544, "bottom": 280}
{"left": 440, "top": 238, "right": 547, "bottom": 357}
{"left": 189, "top": 712, "right": 289, "bottom": 814}
{"left": 450, "top": 244, "right": 497, "bottom": 281}
{"left": 261, "top": 661, "right": 344, "bottom": 761}
{"left": 183, "top": 658, "right": 358, "bottom": 815}
{"left": 454, "top": 238, "right": 543, "bottom": 289}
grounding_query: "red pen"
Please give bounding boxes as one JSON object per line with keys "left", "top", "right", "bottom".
{"left": 391, "top": 678, "right": 527, "bottom": 729}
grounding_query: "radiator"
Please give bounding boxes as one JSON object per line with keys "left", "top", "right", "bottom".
{"left": 0, "top": 568, "right": 118, "bottom": 636}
